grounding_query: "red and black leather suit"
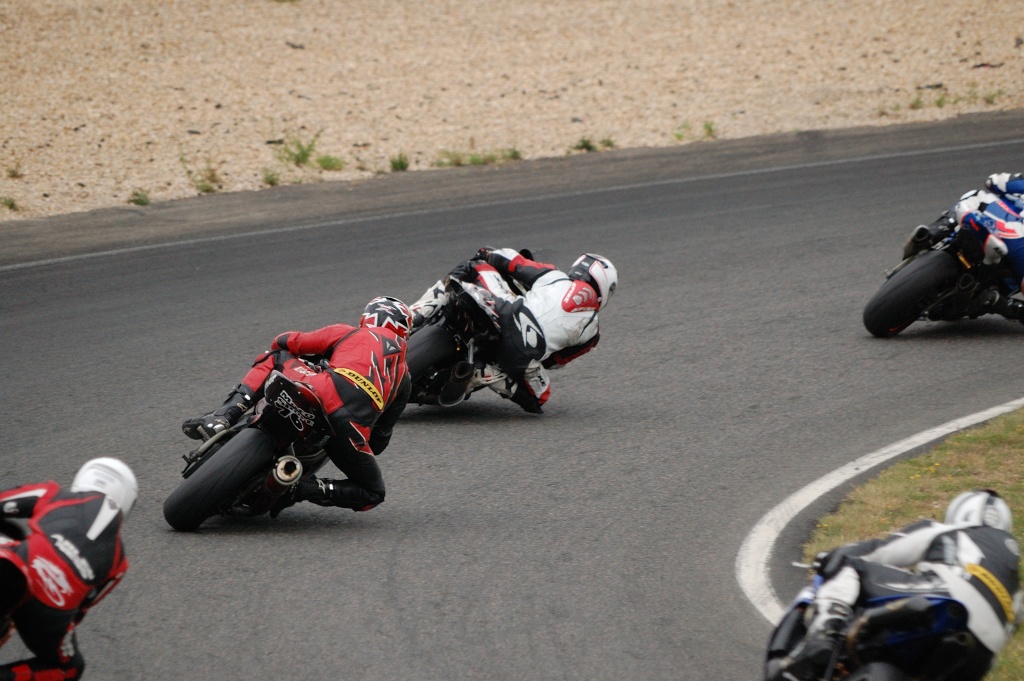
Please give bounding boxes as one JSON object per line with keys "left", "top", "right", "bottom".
{"left": 238, "top": 323, "right": 411, "bottom": 511}
{"left": 0, "top": 483, "right": 128, "bottom": 680}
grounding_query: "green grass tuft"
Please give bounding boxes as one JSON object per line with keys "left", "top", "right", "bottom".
{"left": 572, "top": 137, "right": 597, "bottom": 153}
{"left": 315, "top": 154, "right": 345, "bottom": 171}
{"left": 279, "top": 133, "right": 320, "bottom": 167}
{"left": 390, "top": 153, "right": 410, "bottom": 172}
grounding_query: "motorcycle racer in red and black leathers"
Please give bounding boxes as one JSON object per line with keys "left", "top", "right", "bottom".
{"left": 181, "top": 296, "right": 413, "bottom": 514}
{"left": 0, "top": 458, "right": 136, "bottom": 681}
{"left": 410, "top": 248, "right": 617, "bottom": 413}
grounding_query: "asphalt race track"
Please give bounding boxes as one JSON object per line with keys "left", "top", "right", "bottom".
{"left": 3, "top": 111, "right": 1024, "bottom": 680}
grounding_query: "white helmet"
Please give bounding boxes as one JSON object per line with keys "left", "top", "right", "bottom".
{"left": 71, "top": 457, "right": 139, "bottom": 517}
{"left": 944, "top": 489, "right": 1012, "bottom": 532}
{"left": 567, "top": 254, "right": 618, "bottom": 309}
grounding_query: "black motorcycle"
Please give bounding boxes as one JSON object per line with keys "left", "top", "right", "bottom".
{"left": 163, "top": 369, "right": 332, "bottom": 531}
{"left": 404, "top": 276, "right": 510, "bottom": 407}
{"left": 863, "top": 214, "right": 1020, "bottom": 338}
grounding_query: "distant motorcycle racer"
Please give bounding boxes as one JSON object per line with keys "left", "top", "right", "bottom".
{"left": 410, "top": 248, "right": 617, "bottom": 413}
{"left": 903, "top": 172, "right": 1024, "bottom": 323}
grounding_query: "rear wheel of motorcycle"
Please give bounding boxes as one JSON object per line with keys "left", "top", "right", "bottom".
{"left": 405, "top": 324, "right": 459, "bottom": 381}
{"left": 862, "top": 250, "right": 960, "bottom": 338}
{"left": 163, "top": 428, "right": 275, "bottom": 531}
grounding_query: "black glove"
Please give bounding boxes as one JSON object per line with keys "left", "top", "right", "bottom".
{"left": 474, "top": 246, "right": 495, "bottom": 262}
{"left": 447, "top": 259, "right": 479, "bottom": 282}
{"left": 814, "top": 549, "right": 849, "bottom": 580}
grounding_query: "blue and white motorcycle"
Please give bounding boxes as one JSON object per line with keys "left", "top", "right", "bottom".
{"left": 764, "top": 572, "right": 977, "bottom": 680}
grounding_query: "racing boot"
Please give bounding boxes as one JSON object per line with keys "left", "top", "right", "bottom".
{"left": 993, "top": 294, "right": 1024, "bottom": 324}
{"left": 766, "top": 601, "right": 852, "bottom": 681}
{"left": 182, "top": 384, "right": 255, "bottom": 441}
{"left": 902, "top": 213, "right": 956, "bottom": 259}
{"left": 509, "top": 378, "right": 544, "bottom": 414}
{"left": 271, "top": 476, "right": 380, "bottom": 516}
{"left": 409, "top": 279, "right": 449, "bottom": 329}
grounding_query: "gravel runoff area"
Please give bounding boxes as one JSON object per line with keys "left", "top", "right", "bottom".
{"left": 1, "top": 0, "right": 1022, "bottom": 223}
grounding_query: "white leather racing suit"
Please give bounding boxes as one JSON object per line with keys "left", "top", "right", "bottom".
{"left": 410, "top": 248, "right": 602, "bottom": 410}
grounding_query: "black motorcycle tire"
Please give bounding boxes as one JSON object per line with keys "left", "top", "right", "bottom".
{"left": 845, "top": 662, "right": 912, "bottom": 681}
{"left": 862, "top": 250, "right": 960, "bottom": 338}
{"left": 163, "top": 428, "right": 275, "bottom": 531}
{"left": 405, "top": 324, "right": 460, "bottom": 382}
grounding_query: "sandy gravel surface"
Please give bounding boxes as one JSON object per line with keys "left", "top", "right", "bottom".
{"left": 1, "top": 0, "right": 1022, "bottom": 222}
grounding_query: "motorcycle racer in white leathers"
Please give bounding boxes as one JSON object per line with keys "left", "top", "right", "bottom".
{"left": 410, "top": 248, "right": 617, "bottom": 413}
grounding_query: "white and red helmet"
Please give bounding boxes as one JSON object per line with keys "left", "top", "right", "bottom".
{"left": 567, "top": 254, "right": 618, "bottom": 309}
{"left": 360, "top": 296, "right": 414, "bottom": 339}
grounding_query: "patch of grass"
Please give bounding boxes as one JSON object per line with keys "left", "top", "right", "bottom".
{"left": 909, "top": 95, "right": 925, "bottom": 110}
{"left": 434, "top": 150, "right": 466, "bottom": 167}
{"left": 572, "top": 137, "right": 597, "bottom": 153}
{"left": 600, "top": 138, "right": 615, "bottom": 150}
{"left": 702, "top": 120, "right": 717, "bottom": 139}
{"left": 1, "top": 196, "right": 17, "bottom": 211}
{"left": 6, "top": 163, "right": 23, "bottom": 179}
{"left": 181, "top": 156, "right": 222, "bottom": 194}
{"left": 128, "top": 190, "right": 149, "bottom": 206}
{"left": 432, "top": 147, "right": 521, "bottom": 168}
{"left": 984, "top": 89, "right": 1005, "bottom": 105}
{"left": 803, "top": 408, "right": 1024, "bottom": 681}
{"left": 389, "top": 153, "right": 410, "bottom": 172}
{"left": 315, "top": 154, "right": 344, "bottom": 171}
{"left": 935, "top": 94, "right": 947, "bottom": 108}
{"left": 674, "top": 121, "right": 693, "bottom": 142}
{"left": 261, "top": 168, "right": 280, "bottom": 186}
{"left": 279, "top": 133, "right": 320, "bottom": 167}
{"left": 467, "top": 152, "right": 497, "bottom": 166}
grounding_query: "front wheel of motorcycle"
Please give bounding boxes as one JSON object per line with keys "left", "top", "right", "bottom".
{"left": 163, "top": 427, "right": 275, "bottom": 531}
{"left": 862, "top": 250, "right": 960, "bottom": 338}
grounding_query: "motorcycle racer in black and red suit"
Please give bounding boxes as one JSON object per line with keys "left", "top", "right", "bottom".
{"left": 182, "top": 296, "right": 413, "bottom": 515}
{"left": 0, "top": 458, "right": 136, "bottom": 681}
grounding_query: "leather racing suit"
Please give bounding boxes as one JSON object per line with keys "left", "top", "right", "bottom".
{"left": 410, "top": 248, "right": 601, "bottom": 412}
{"left": 215, "top": 323, "right": 410, "bottom": 512}
{"left": 0, "top": 482, "right": 129, "bottom": 680}
{"left": 812, "top": 519, "right": 1023, "bottom": 680}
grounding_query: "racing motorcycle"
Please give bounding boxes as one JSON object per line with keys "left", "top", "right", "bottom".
{"left": 405, "top": 273, "right": 513, "bottom": 407}
{"left": 862, "top": 210, "right": 1021, "bottom": 338}
{"left": 163, "top": 366, "right": 333, "bottom": 531}
{"left": 765, "top": 572, "right": 978, "bottom": 681}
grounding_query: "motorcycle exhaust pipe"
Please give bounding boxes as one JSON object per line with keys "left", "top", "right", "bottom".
{"left": 437, "top": 361, "right": 475, "bottom": 407}
{"left": 263, "top": 455, "right": 303, "bottom": 498}
{"left": 956, "top": 273, "right": 976, "bottom": 293}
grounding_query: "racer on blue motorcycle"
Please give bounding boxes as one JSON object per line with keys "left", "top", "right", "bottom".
{"left": 904, "top": 173, "right": 1024, "bottom": 324}
{"left": 767, "top": 489, "right": 1022, "bottom": 681}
